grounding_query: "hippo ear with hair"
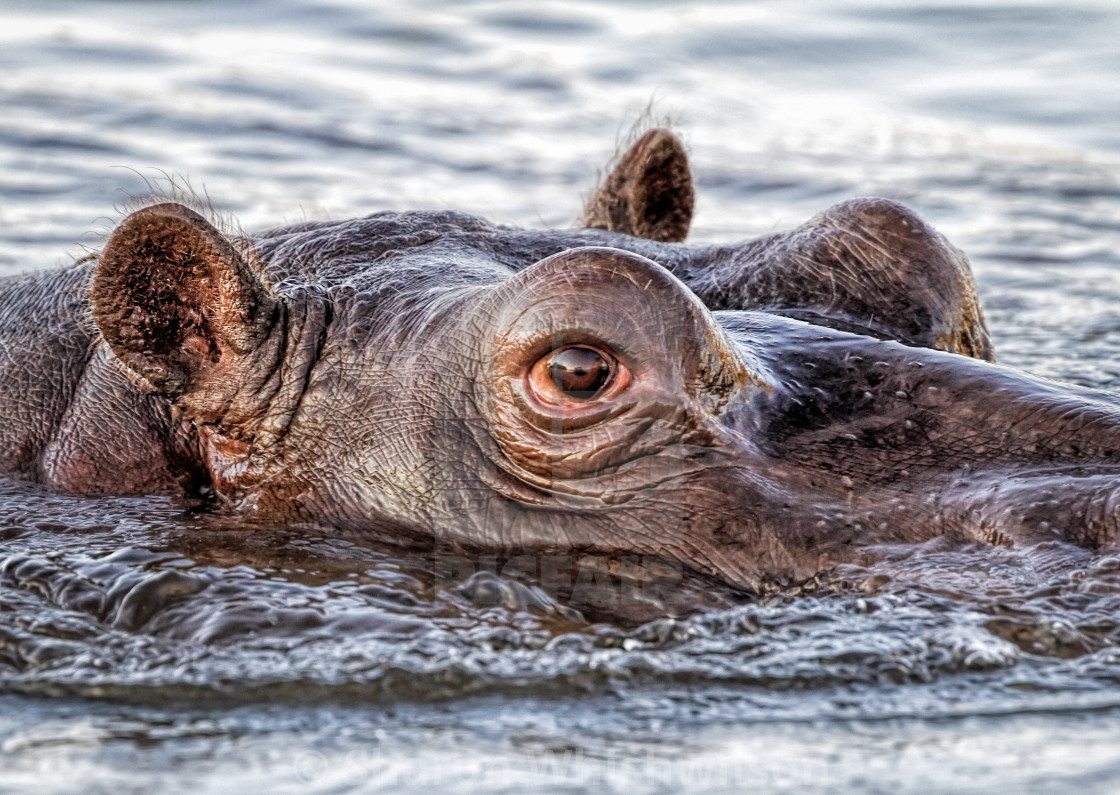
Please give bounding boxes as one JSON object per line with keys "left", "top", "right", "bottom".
{"left": 580, "top": 128, "right": 695, "bottom": 243}
{"left": 91, "top": 202, "right": 278, "bottom": 399}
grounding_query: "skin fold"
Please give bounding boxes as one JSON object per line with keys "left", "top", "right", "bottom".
{"left": 0, "top": 128, "right": 1116, "bottom": 591}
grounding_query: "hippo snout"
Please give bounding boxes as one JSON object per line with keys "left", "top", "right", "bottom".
{"left": 458, "top": 248, "right": 1120, "bottom": 588}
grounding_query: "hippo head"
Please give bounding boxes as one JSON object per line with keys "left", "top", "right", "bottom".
{"left": 89, "top": 206, "right": 769, "bottom": 585}
{"left": 87, "top": 132, "right": 1120, "bottom": 592}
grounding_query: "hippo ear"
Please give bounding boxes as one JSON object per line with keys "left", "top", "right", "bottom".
{"left": 91, "top": 202, "right": 278, "bottom": 397}
{"left": 580, "top": 128, "right": 695, "bottom": 243}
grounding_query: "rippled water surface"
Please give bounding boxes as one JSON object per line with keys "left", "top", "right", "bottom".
{"left": 3, "top": 1, "right": 1120, "bottom": 792}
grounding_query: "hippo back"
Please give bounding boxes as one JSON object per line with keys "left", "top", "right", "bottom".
{"left": 0, "top": 264, "right": 95, "bottom": 473}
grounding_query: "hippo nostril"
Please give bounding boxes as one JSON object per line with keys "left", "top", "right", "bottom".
{"left": 548, "top": 346, "right": 612, "bottom": 399}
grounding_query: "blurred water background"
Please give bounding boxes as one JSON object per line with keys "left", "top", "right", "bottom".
{"left": 2, "top": 1, "right": 1120, "bottom": 792}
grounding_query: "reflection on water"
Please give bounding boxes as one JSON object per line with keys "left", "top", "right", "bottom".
{"left": 7, "top": 478, "right": 1120, "bottom": 791}
{"left": 3, "top": 0, "right": 1120, "bottom": 791}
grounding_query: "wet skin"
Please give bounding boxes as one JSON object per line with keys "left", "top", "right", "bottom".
{"left": 0, "top": 129, "right": 1117, "bottom": 591}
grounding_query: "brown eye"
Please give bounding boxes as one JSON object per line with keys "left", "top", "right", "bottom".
{"left": 548, "top": 346, "right": 611, "bottom": 398}
{"left": 527, "top": 344, "right": 625, "bottom": 405}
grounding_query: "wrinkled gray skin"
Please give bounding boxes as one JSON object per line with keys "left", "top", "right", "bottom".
{"left": 1, "top": 129, "right": 1118, "bottom": 591}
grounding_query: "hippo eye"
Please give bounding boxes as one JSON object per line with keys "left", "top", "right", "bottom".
{"left": 529, "top": 344, "right": 620, "bottom": 402}
{"left": 549, "top": 346, "right": 611, "bottom": 398}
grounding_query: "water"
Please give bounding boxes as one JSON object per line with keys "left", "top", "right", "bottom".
{"left": 3, "top": 1, "right": 1120, "bottom": 791}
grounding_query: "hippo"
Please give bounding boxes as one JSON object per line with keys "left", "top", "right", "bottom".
{"left": 1, "top": 128, "right": 1118, "bottom": 593}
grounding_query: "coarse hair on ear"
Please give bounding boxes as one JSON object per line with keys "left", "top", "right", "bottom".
{"left": 91, "top": 202, "right": 278, "bottom": 397}
{"left": 580, "top": 127, "right": 695, "bottom": 243}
